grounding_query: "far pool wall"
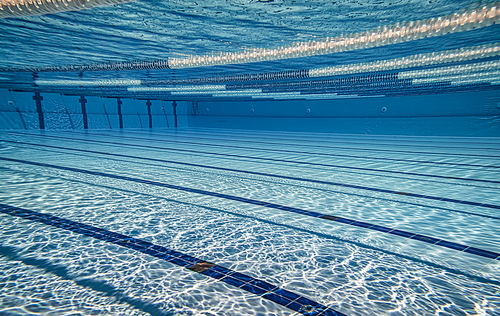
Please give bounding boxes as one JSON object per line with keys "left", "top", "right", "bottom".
{"left": 188, "top": 90, "right": 500, "bottom": 137}
{"left": 0, "top": 89, "right": 188, "bottom": 130}
{"left": 1, "top": 89, "right": 499, "bottom": 136}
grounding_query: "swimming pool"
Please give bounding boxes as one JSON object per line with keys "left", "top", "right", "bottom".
{"left": 1, "top": 0, "right": 500, "bottom": 315}
{"left": 0, "top": 128, "right": 499, "bottom": 315}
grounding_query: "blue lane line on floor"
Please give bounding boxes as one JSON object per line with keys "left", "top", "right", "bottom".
{"left": 1, "top": 157, "right": 499, "bottom": 261}
{"left": 158, "top": 128, "right": 500, "bottom": 151}
{"left": 21, "top": 131, "right": 500, "bottom": 183}
{"left": 171, "top": 127, "right": 500, "bottom": 146}
{"left": 5, "top": 133, "right": 500, "bottom": 186}
{"left": 2, "top": 140, "right": 497, "bottom": 221}
{"left": 0, "top": 203, "right": 345, "bottom": 316}
{"left": 66, "top": 131, "right": 500, "bottom": 170}
{"left": 151, "top": 130, "right": 500, "bottom": 150}
{"left": 85, "top": 130, "right": 500, "bottom": 169}
{"left": 115, "top": 129, "right": 499, "bottom": 159}
{"left": 2, "top": 140, "right": 500, "bottom": 217}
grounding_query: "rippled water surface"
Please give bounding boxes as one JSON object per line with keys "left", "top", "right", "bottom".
{"left": 0, "top": 0, "right": 494, "bottom": 70}
{"left": 0, "top": 128, "right": 499, "bottom": 315}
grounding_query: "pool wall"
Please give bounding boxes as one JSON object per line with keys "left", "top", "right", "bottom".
{"left": 188, "top": 90, "right": 500, "bottom": 136}
{"left": 1, "top": 88, "right": 499, "bottom": 136}
{"left": 0, "top": 89, "right": 189, "bottom": 130}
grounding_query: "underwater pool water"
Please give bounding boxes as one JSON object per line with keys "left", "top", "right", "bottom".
{"left": 0, "top": 128, "right": 498, "bottom": 315}
{"left": 1, "top": 0, "right": 500, "bottom": 315}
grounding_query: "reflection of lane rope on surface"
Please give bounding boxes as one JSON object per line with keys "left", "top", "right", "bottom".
{"left": 170, "top": 3, "right": 500, "bottom": 69}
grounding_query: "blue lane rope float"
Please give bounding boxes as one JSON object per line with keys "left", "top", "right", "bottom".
{"left": 0, "top": 203, "right": 346, "bottom": 316}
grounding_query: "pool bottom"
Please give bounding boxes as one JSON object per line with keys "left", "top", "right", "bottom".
{"left": 0, "top": 203, "right": 346, "bottom": 316}
{"left": 0, "top": 128, "right": 499, "bottom": 315}
{"left": 0, "top": 176, "right": 498, "bottom": 315}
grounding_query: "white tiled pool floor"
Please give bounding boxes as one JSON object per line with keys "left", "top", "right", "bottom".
{"left": 0, "top": 128, "right": 499, "bottom": 316}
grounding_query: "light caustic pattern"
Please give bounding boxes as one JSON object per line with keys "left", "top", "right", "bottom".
{"left": 0, "top": 0, "right": 135, "bottom": 18}
{"left": 0, "top": 129, "right": 499, "bottom": 315}
{"left": 170, "top": 3, "right": 500, "bottom": 69}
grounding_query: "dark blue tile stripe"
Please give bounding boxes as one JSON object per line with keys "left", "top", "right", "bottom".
{"left": 0, "top": 203, "right": 346, "bottom": 316}
{"left": 2, "top": 140, "right": 500, "bottom": 217}
{"left": 133, "top": 129, "right": 500, "bottom": 152}
{"left": 72, "top": 129, "right": 498, "bottom": 159}
{"left": 77, "top": 130, "right": 500, "bottom": 169}
{"left": 1, "top": 157, "right": 498, "bottom": 262}
{"left": 146, "top": 127, "right": 500, "bottom": 150}
{"left": 9, "top": 132, "right": 500, "bottom": 185}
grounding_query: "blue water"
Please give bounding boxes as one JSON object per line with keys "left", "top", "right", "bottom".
{"left": 0, "top": 0, "right": 480, "bottom": 69}
{"left": 0, "top": 0, "right": 500, "bottom": 315}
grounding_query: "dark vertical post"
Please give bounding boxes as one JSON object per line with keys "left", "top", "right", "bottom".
{"left": 172, "top": 101, "right": 177, "bottom": 128}
{"left": 117, "top": 98, "right": 123, "bottom": 129}
{"left": 146, "top": 100, "right": 152, "bottom": 128}
{"left": 79, "top": 96, "right": 88, "bottom": 129}
{"left": 33, "top": 92, "right": 44, "bottom": 130}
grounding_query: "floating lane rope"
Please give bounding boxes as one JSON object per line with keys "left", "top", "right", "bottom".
{"left": 169, "top": 3, "right": 500, "bottom": 69}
